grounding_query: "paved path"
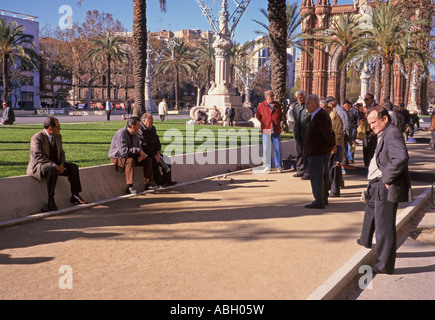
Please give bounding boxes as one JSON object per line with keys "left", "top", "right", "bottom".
{"left": 0, "top": 129, "right": 433, "bottom": 300}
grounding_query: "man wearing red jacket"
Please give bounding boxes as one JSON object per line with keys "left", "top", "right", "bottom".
{"left": 256, "top": 90, "right": 283, "bottom": 172}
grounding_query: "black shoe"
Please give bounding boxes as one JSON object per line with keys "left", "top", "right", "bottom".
{"left": 293, "top": 173, "right": 303, "bottom": 178}
{"left": 301, "top": 175, "right": 310, "bottom": 180}
{"left": 126, "top": 187, "right": 138, "bottom": 195}
{"left": 144, "top": 184, "right": 156, "bottom": 191}
{"left": 48, "top": 198, "right": 58, "bottom": 211}
{"left": 329, "top": 193, "right": 340, "bottom": 198}
{"left": 305, "top": 202, "right": 325, "bottom": 209}
{"left": 70, "top": 194, "right": 88, "bottom": 204}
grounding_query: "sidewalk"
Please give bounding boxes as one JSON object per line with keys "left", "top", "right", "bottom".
{"left": 0, "top": 130, "right": 433, "bottom": 300}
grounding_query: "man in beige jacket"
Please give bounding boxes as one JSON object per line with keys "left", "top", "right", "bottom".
{"left": 27, "top": 117, "right": 87, "bottom": 211}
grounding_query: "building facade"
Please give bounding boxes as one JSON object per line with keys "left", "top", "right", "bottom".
{"left": 0, "top": 9, "right": 40, "bottom": 109}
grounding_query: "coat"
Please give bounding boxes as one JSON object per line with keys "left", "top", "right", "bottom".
{"left": 108, "top": 127, "right": 142, "bottom": 159}
{"left": 291, "top": 101, "right": 310, "bottom": 141}
{"left": 256, "top": 100, "right": 283, "bottom": 134}
{"left": 158, "top": 101, "right": 168, "bottom": 116}
{"left": 27, "top": 130, "right": 66, "bottom": 180}
{"left": 305, "top": 108, "right": 336, "bottom": 157}
{"left": 376, "top": 124, "right": 412, "bottom": 203}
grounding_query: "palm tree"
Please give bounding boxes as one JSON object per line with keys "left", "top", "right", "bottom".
{"left": 87, "top": 31, "right": 129, "bottom": 100}
{"left": 354, "top": 0, "right": 430, "bottom": 103}
{"left": 78, "top": 0, "right": 167, "bottom": 116}
{"left": 0, "top": 19, "right": 39, "bottom": 103}
{"left": 317, "top": 13, "right": 366, "bottom": 105}
{"left": 156, "top": 38, "right": 197, "bottom": 110}
{"left": 268, "top": 0, "right": 288, "bottom": 129}
{"left": 196, "top": 38, "right": 215, "bottom": 94}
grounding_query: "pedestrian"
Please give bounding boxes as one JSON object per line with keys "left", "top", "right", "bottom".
{"left": 362, "top": 93, "right": 378, "bottom": 167}
{"left": 408, "top": 111, "right": 420, "bottom": 138}
{"left": 343, "top": 100, "right": 359, "bottom": 164}
{"left": 287, "top": 102, "right": 295, "bottom": 131}
{"left": 320, "top": 100, "right": 344, "bottom": 198}
{"left": 108, "top": 117, "right": 154, "bottom": 194}
{"left": 225, "top": 102, "right": 235, "bottom": 127}
{"left": 357, "top": 106, "right": 412, "bottom": 274}
{"left": 1, "top": 101, "right": 15, "bottom": 125}
{"left": 26, "top": 117, "right": 88, "bottom": 211}
{"left": 291, "top": 90, "right": 311, "bottom": 180}
{"left": 256, "top": 90, "right": 283, "bottom": 172}
{"left": 158, "top": 98, "right": 168, "bottom": 122}
{"left": 106, "top": 99, "right": 112, "bottom": 121}
{"left": 304, "top": 95, "right": 336, "bottom": 209}
{"left": 138, "top": 113, "right": 176, "bottom": 187}
{"left": 209, "top": 106, "right": 222, "bottom": 126}
{"left": 399, "top": 103, "right": 410, "bottom": 138}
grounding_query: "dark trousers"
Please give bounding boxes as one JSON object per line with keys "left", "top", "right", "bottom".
{"left": 359, "top": 181, "right": 398, "bottom": 273}
{"left": 42, "top": 162, "right": 82, "bottom": 199}
{"left": 328, "top": 151, "right": 343, "bottom": 196}
{"left": 106, "top": 110, "right": 111, "bottom": 121}
{"left": 110, "top": 157, "right": 153, "bottom": 185}
{"left": 295, "top": 140, "right": 309, "bottom": 177}
{"left": 308, "top": 153, "right": 329, "bottom": 206}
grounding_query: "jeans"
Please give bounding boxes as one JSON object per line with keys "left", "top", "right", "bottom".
{"left": 262, "top": 133, "right": 282, "bottom": 169}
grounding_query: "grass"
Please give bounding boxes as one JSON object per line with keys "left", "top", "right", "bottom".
{"left": 0, "top": 119, "right": 293, "bottom": 178}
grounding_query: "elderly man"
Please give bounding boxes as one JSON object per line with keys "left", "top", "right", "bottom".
{"left": 292, "top": 90, "right": 311, "bottom": 179}
{"left": 357, "top": 106, "right": 412, "bottom": 274}
{"left": 304, "top": 95, "right": 336, "bottom": 209}
{"left": 108, "top": 116, "right": 153, "bottom": 194}
{"left": 27, "top": 117, "right": 87, "bottom": 211}
{"left": 256, "top": 90, "right": 283, "bottom": 172}
{"left": 1, "top": 101, "right": 15, "bottom": 125}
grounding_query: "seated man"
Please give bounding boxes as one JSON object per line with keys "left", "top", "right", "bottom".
{"left": 195, "top": 110, "right": 208, "bottom": 124}
{"left": 1, "top": 102, "right": 15, "bottom": 125}
{"left": 27, "top": 117, "right": 87, "bottom": 211}
{"left": 209, "top": 106, "right": 222, "bottom": 126}
{"left": 138, "top": 113, "right": 176, "bottom": 187}
{"left": 108, "top": 117, "right": 153, "bottom": 194}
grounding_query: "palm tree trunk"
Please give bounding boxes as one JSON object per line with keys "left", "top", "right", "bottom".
{"left": 107, "top": 54, "right": 111, "bottom": 99}
{"left": 268, "top": 0, "right": 288, "bottom": 132}
{"left": 404, "top": 67, "right": 412, "bottom": 107}
{"left": 374, "top": 60, "right": 382, "bottom": 103}
{"left": 2, "top": 54, "right": 9, "bottom": 103}
{"left": 132, "top": 0, "right": 147, "bottom": 117}
{"left": 340, "top": 66, "right": 347, "bottom": 105}
{"left": 382, "top": 60, "right": 393, "bottom": 103}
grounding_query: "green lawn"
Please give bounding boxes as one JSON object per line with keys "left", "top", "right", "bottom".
{"left": 0, "top": 119, "right": 293, "bottom": 178}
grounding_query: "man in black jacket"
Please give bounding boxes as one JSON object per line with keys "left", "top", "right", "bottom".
{"left": 138, "top": 113, "right": 176, "bottom": 187}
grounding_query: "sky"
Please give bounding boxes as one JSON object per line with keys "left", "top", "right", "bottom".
{"left": 1, "top": 0, "right": 357, "bottom": 45}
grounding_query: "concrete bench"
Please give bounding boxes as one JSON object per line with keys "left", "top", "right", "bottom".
{"left": 0, "top": 141, "right": 296, "bottom": 223}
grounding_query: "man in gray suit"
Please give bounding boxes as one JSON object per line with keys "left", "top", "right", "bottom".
{"left": 357, "top": 106, "right": 412, "bottom": 274}
{"left": 27, "top": 117, "right": 87, "bottom": 211}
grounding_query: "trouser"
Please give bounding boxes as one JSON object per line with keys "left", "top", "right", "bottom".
{"left": 42, "top": 162, "right": 82, "bottom": 199}
{"left": 106, "top": 110, "right": 111, "bottom": 121}
{"left": 359, "top": 181, "right": 398, "bottom": 273}
{"left": 308, "top": 153, "right": 329, "bottom": 206}
{"left": 295, "top": 139, "right": 309, "bottom": 177}
{"left": 111, "top": 157, "right": 153, "bottom": 185}
{"left": 151, "top": 157, "right": 172, "bottom": 186}
{"left": 262, "top": 133, "right": 282, "bottom": 169}
{"left": 328, "top": 146, "right": 343, "bottom": 196}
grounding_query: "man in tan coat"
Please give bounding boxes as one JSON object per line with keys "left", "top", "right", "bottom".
{"left": 27, "top": 117, "right": 87, "bottom": 211}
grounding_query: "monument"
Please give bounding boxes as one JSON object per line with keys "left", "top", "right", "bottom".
{"left": 191, "top": 0, "right": 253, "bottom": 124}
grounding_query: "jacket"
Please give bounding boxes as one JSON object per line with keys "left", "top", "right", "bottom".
{"left": 138, "top": 123, "right": 161, "bottom": 158}
{"left": 27, "top": 130, "right": 66, "bottom": 180}
{"left": 108, "top": 127, "right": 142, "bottom": 159}
{"left": 292, "top": 101, "right": 310, "bottom": 141}
{"left": 256, "top": 100, "right": 283, "bottom": 134}
{"left": 305, "top": 108, "right": 336, "bottom": 156}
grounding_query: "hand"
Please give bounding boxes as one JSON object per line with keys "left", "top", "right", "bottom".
{"left": 138, "top": 150, "right": 147, "bottom": 163}
{"left": 154, "top": 153, "right": 161, "bottom": 163}
{"left": 385, "top": 184, "right": 390, "bottom": 190}
{"left": 56, "top": 164, "right": 66, "bottom": 174}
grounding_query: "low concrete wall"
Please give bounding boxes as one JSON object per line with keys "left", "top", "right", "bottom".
{"left": 0, "top": 140, "right": 296, "bottom": 223}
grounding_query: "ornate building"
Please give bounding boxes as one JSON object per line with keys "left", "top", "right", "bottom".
{"left": 299, "top": 0, "right": 431, "bottom": 112}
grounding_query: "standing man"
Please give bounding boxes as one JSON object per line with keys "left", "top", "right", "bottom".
{"left": 304, "top": 95, "right": 336, "bottom": 209}
{"left": 343, "top": 100, "right": 358, "bottom": 164}
{"left": 256, "top": 90, "right": 283, "bottom": 172}
{"left": 362, "top": 93, "right": 378, "bottom": 167}
{"left": 27, "top": 117, "right": 87, "bottom": 211}
{"left": 1, "top": 101, "right": 15, "bottom": 125}
{"left": 225, "top": 102, "right": 235, "bottom": 127}
{"left": 292, "top": 90, "right": 311, "bottom": 180}
{"left": 357, "top": 106, "right": 412, "bottom": 274}
{"left": 108, "top": 117, "right": 154, "bottom": 194}
{"left": 158, "top": 98, "right": 168, "bottom": 122}
{"left": 106, "top": 99, "right": 112, "bottom": 121}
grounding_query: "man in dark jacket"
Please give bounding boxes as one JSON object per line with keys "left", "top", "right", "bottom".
{"left": 291, "top": 90, "right": 311, "bottom": 179}
{"left": 138, "top": 113, "right": 175, "bottom": 187}
{"left": 357, "top": 106, "right": 412, "bottom": 274}
{"left": 304, "top": 94, "right": 336, "bottom": 209}
{"left": 1, "top": 102, "right": 15, "bottom": 125}
{"left": 225, "top": 103, "right": 235, "bottom": 127}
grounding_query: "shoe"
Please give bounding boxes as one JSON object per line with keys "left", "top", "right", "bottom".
{"left": 293, "top": 173, "right": 303, "bottom": 178}
{"left": 329, "top": 193, "right": 340, "bottom": 198}
{"left": 70, "top": 194, "right": 88, "bottom": 205}
{"left": 48, "top": 198, "right": 58, "bottom": 211}
{"left": 144, "top": 184, "right": 156, "bottom": 191}
{"left": 305, "top": 202, "right": 325, "bottom": 209}
{"left": 301, "top": 175, "right": 310, "bottom": 180}
{"left": 356, "top": 239, "right": 371, "bottom": 249}
{"left": 277, "top": 166, "right": 283, "bottom": 173}
{"left": 125, "top": 187, "right": 138, "bottom": 195}
{"left": 263, "top": 167, "right": 271, "bottom": 173}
